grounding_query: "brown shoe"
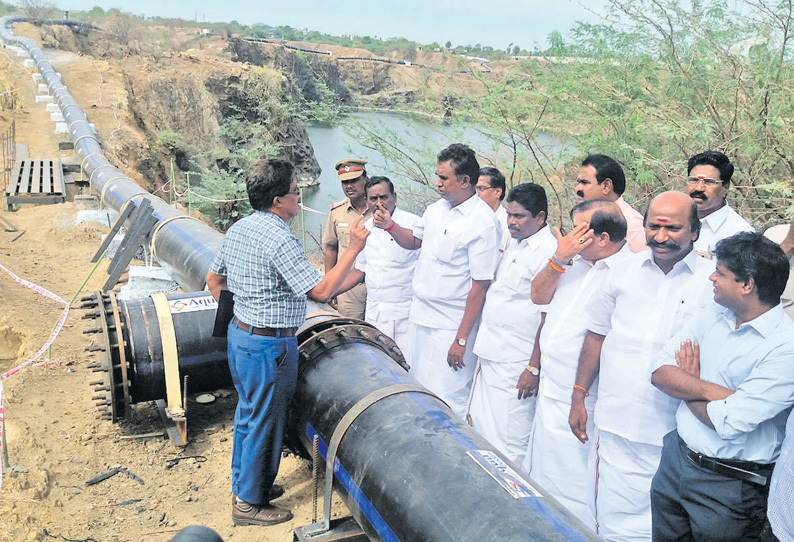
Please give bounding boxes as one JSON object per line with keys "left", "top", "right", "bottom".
{"left": 232, "top": 495, "right": 293, "bottom": 526}
{"left": 230, "top": 485, "right": 284, "bottom": 506}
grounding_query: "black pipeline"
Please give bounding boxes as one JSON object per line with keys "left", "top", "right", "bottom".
{"left": 82, "top": 291, "right": 602, "bottom": 542}
{"left": 0, "top": 15, "right": 223, "bottom": 292}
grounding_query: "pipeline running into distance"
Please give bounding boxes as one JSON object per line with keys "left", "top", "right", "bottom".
{"left": 0, "top": 15, "right": 222, "bottom": 292}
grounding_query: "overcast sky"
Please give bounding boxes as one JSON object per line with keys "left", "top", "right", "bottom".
{"left": 53, "top": 0, "right": 609, "bottom": 50}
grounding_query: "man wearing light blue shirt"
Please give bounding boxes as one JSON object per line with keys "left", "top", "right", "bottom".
{"left": 650, "top": 231, "right": 794, "bottom": 542}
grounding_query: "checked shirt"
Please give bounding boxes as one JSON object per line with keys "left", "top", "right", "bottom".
{"left": 209, "top": 210, "right": 321, "bottom": 328}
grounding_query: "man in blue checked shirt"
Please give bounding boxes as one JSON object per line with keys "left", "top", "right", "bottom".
{"left": 206, "top": 159, "right": 369, "bottom": 528}
{"left": 650, "top": 231, "right": 794, "bottom": 542}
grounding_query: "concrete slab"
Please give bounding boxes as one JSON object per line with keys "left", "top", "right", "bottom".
{"left": 23, "top": 59, "right": 34, "bottom": 67}
{"left": 100, "top": 232, "right": 149, "bottom": 262}
{"left": 73, "top": 195, "right": 98, "bottom": 208}
{"left": 32, "top": 73, "right": 42, "bottom": 82}
{"left": 37, "top": 83, "right": 48, "bottom": 93}
{"left": 118, "top": 265, "right": 180, "bottom": 300}
{"left": 55, "top": 122, "right": 68, "bottom": 134}
{"left": 46, "top": 103, "right": 59, "bottom": 112}
{"left": 35, "top": 95, "right": 55, "bottom": 103}
{"left": 60, "top": 157, "right": 82, "bottom": 172}
{"left": 17, "top": 49, "right": 29, "bottom": 58}
{"left": 75, "top": 209, "right": 112, "bottom": 227}
{"left": 51, "top": 113, "right": 64, "bottom": 122}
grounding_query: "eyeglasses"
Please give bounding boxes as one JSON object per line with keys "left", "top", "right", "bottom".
{"left": 475, "top": 185, "right": 495, "bottom": 192}
{"left": 283, "top": 187, "right": 300, "bottom": 196}
{"left": 686, "top": 176, "right": 723, "bottom": 187}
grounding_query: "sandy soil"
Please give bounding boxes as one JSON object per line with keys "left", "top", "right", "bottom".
{"left": 0, "top": 27, "right": 343, "bottom": 542}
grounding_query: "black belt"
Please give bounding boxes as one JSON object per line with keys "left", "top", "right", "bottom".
{"left": 232, "top": 316, "right": 296, "bottom": 337}
{"left": 684, "top": 444, "right": 773, "bottom": 486}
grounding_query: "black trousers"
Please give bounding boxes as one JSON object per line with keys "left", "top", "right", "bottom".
{"left": 650, "top": 431, "right": 770, "bottom": 542}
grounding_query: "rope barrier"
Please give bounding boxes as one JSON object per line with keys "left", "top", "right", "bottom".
{"left": 0, "top": 262, "right": 70, "bottom": 492}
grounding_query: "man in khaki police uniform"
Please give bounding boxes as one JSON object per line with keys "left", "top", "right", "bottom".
{"left": 323, "top": 158, "right": 373, "bottom": 320}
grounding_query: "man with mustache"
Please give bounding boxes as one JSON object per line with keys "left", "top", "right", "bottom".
{"left": 323, "top": 158, "right": 373, "bottom": 320}
{"left": 575, "top": 154, "right": 648, "bottom": 252}
{"left": 525, "top": 199, "right": 633, "bottom": 526}
{"left": 475, "top": 166, "right": 511, "bottom": 254}
{"left": 569, "top": 191, "right": 714, "bottom": 542}
{"left": 336, "top": 176, "right": 421, "bottom": 358}
{"left": 650, "top": 232, "right": 794, "bottom": 542}
{"left": 371, "top": 143, "right": 500, "bottom": 418}
{"left": 206, "top": 159, "right": 370, "bottom": 527}
{"left": 467, "top": 183, "right": 557, "bottom": 464}
{"left": 683, "top": 150, "right": 753, "bottom": 259}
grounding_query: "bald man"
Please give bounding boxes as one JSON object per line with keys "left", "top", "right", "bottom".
{"left": 571, "top": 191, "right": 715, "bottom": 542}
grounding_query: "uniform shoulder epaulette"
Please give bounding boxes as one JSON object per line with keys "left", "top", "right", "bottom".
{"left": 330, "top": 199, "right": 348, "bottom": 210}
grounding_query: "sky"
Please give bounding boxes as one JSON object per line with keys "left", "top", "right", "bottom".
{"left": 52, "top": 0, "right": 609, "bottom": 51}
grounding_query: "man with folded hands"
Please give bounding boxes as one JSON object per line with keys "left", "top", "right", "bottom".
{"left": 650, "top": 231, "right": 794, "bottom": 542}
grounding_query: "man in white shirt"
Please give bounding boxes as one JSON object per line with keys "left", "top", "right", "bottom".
{"left": 683, "top": 150, "right": 753, "bottom": 259}
{"left": 525, "top": 199, "right": 633, "bottom": 526}
{"left": 336, "top": 176, "right": 421, "bottom": 357}
{"left": 763, "top": 217, "right": 794, "bottom": 320}
{"left": 475, "top": 166, "right": 511, "bottom": 253}
{"left": 575, "top": 154, "right": 648, "bottom": 252}
{"left": 769, "top": 408, "right": 794, "bottom": 542}
{"left": 468, "top": 183, "right": 557, "bottom": 465}
{"left": 651, "top": 232, "right": 794, "bottom": 542}
{"left": 570, "top": 191, "right": 714, "bottom": 542}
{"left": 372, "top": 143, "right": 499, "bottom": 418}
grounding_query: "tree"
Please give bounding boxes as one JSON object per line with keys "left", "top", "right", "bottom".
{"left": 449, "top": 0, "right": 794, "bottom": 226}
{"left": 512, "top": 45, "right": 520, "bottom": 56}
{"left": 445, "top": 40, "right": 452, "bottom": 49}
{"left": 20, "top": 0, "right": 56, "bottom": 20}
{"left": 352, "top": 0, "right": 794, "bottom": 227}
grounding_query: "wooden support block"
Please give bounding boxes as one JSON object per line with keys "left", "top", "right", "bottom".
{"left": 19, "top": 160, "right": 30, "bottom": 193}
{"left": 30, "top": 159, "right": 41, "bottom": 194}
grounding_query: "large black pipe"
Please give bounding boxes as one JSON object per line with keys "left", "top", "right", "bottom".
{"left": 81, "top": 291, "right": 602, "bottom": 541}
{"left": 0, "top": 16, "right": 223, "bottom": 292}
{"left": 294, "top": 313, "right": 601, "bottom": 542}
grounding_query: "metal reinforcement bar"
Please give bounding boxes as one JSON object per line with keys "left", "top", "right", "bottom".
{"left": 0, "top": 15, "right": 223, "bottom": 292}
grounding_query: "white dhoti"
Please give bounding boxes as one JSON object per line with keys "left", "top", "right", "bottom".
{"left": 365, "top": 305, "right": 412, "bottom": 365}
{"left": 468, "top": 356, "right": 535, "bottom": 465}
{"left": 526, "top": 387, "right": 596, "bottom": 529}
{"left": 409, "top": 323, "right": 478, "bottom": 419}
{"left": 592, "top": 428, "right": 662, "bottom": 542}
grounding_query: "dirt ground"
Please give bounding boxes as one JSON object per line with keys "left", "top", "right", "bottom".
{"left": 0, "top": 28, "right": 343, "bottom": 542}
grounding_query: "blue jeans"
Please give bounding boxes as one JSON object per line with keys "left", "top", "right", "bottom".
{"left": 227, "top": 321, "right": 298, "bottom": 505}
